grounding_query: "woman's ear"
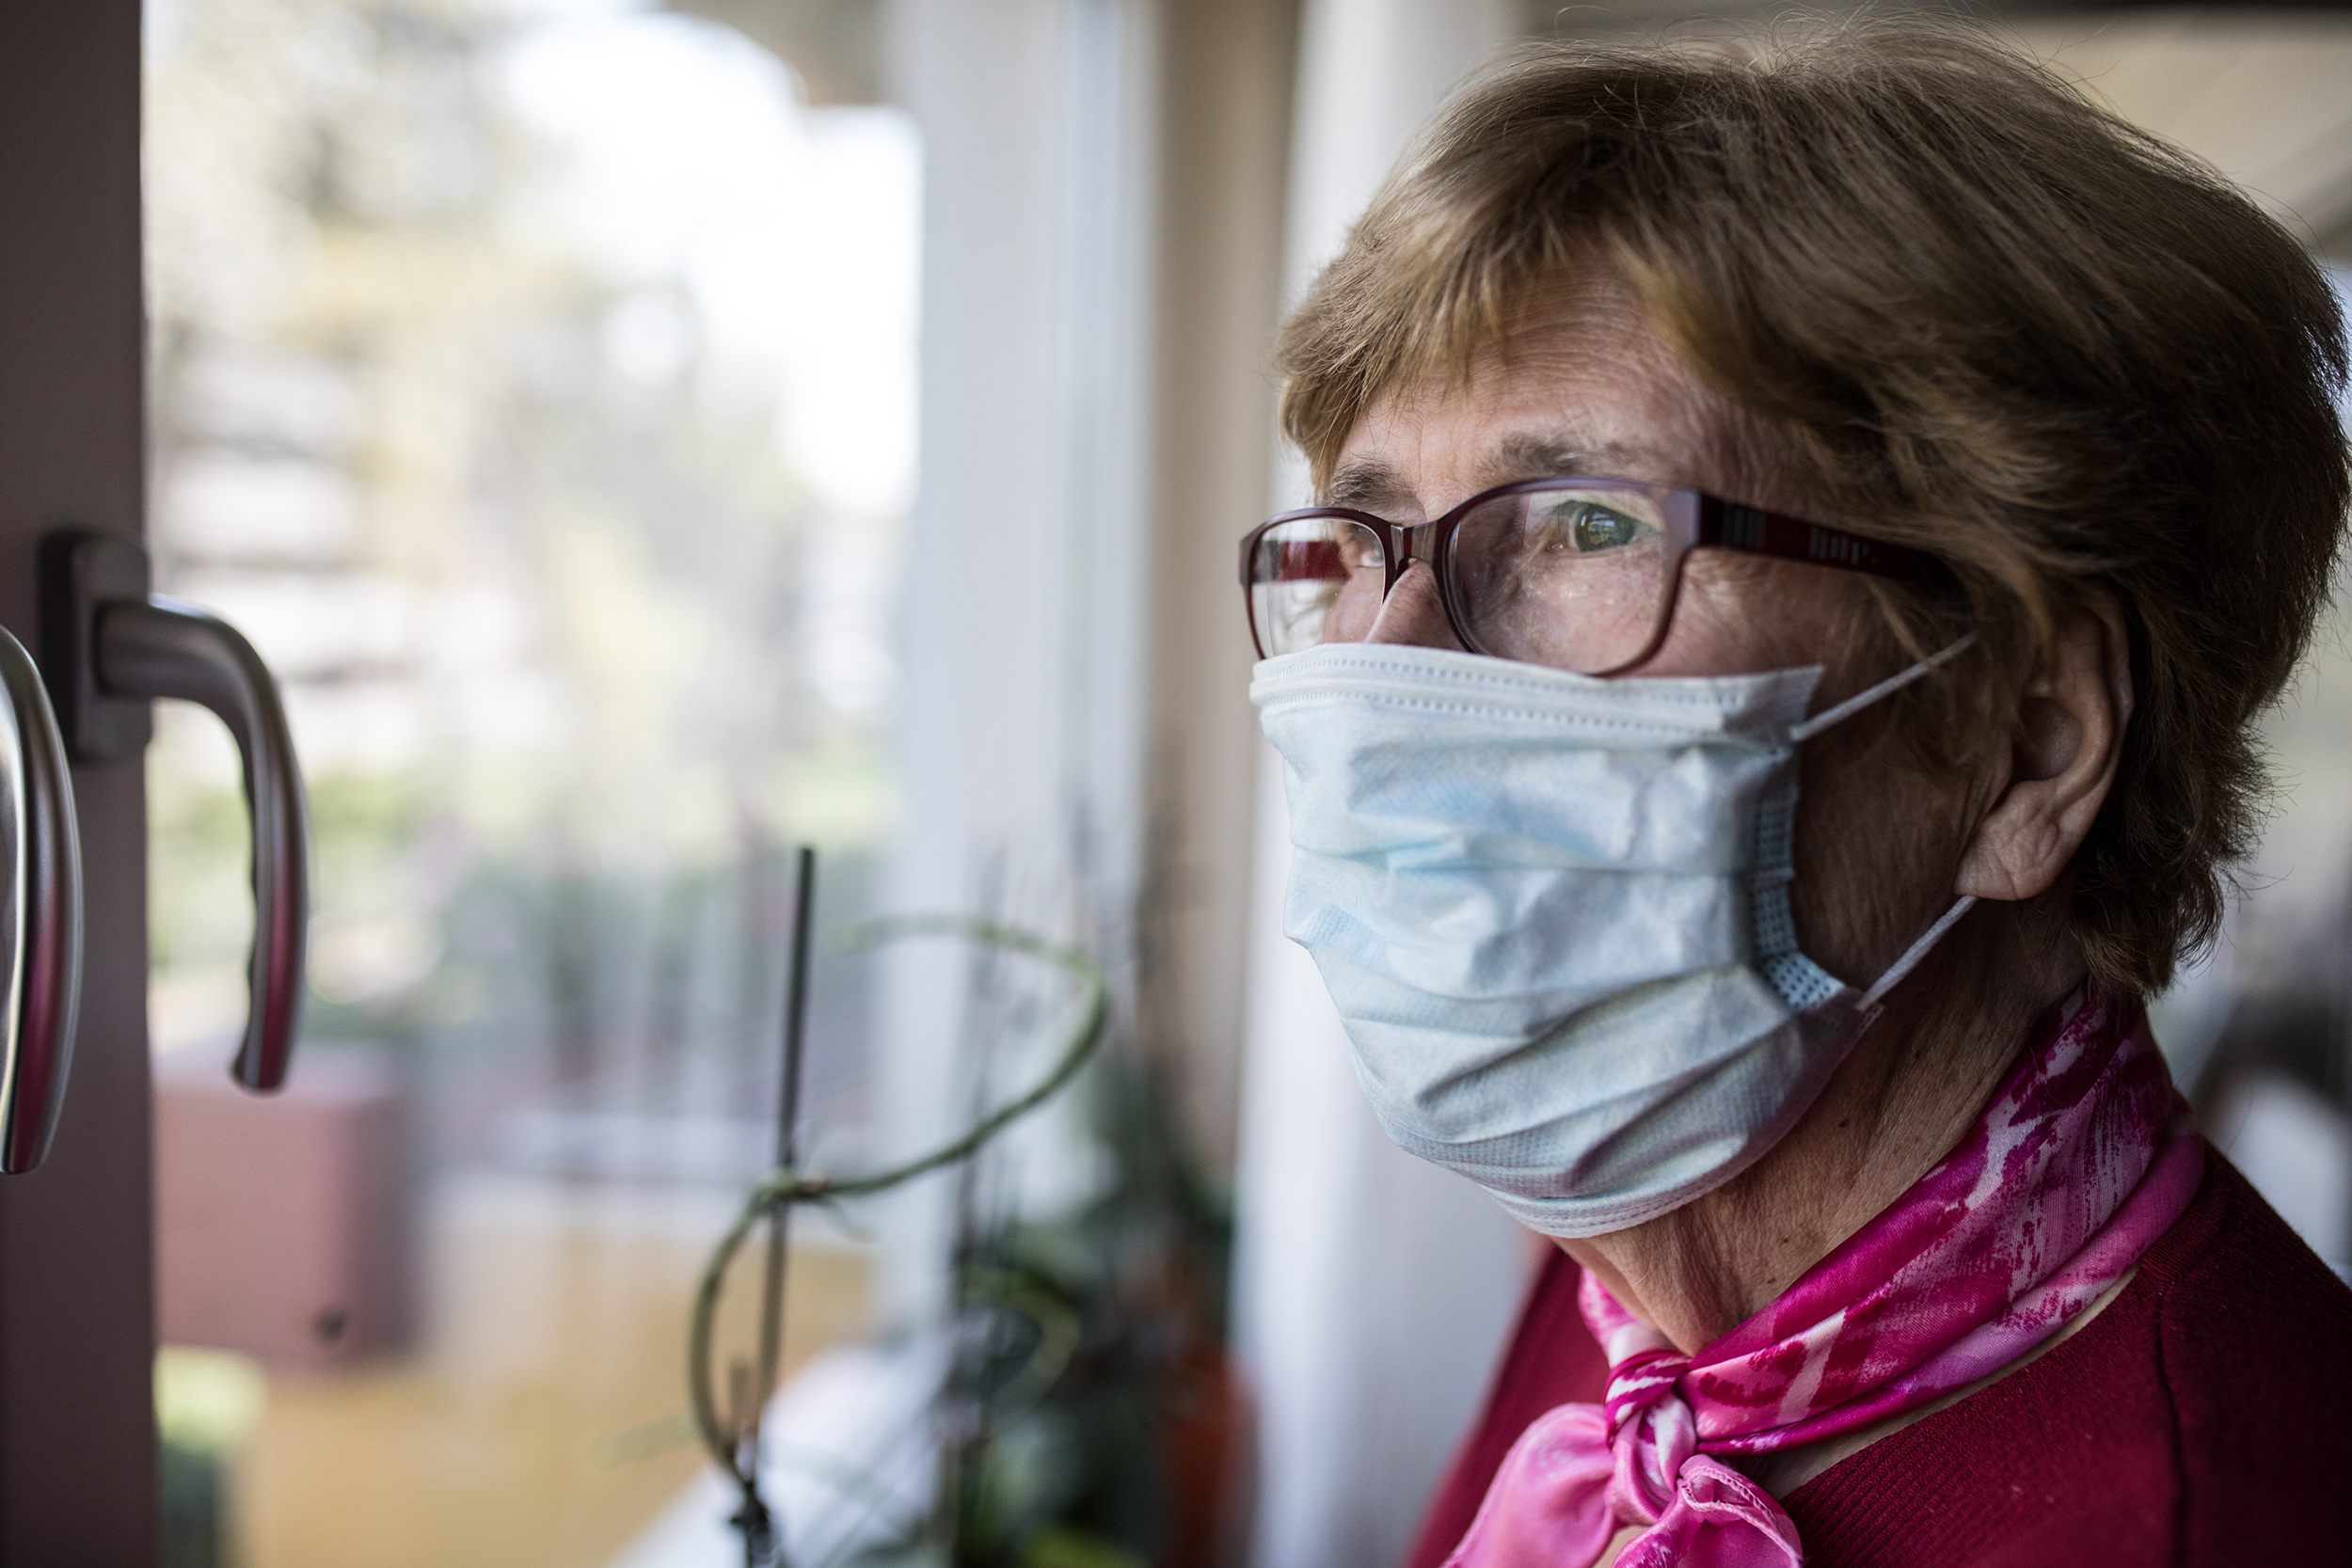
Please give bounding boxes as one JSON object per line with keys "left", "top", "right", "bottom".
{"left": 1953, "top": 589, "right": 2133, "bottom": 903}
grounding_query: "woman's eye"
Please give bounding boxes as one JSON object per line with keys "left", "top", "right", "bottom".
{"left": 1547, "top": 501, "right": 1645, "bottom": 553}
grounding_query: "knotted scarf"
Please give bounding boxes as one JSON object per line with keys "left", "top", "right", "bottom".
{"left": 1443, "top": 990, "right": 2204, "bottom": 1568}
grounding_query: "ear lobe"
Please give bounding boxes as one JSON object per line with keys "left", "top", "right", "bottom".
{"left": 1953, "top": 591, "right": 2133, "bottom": 904}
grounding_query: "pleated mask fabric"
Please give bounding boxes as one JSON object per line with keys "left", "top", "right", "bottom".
{"left": 1251, "top": 640, "right": 1969, "bottom": 1238}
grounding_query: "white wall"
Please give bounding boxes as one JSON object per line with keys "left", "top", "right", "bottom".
{"left": 875, "top": 0, "right": 1161, "bottom": 1325}
{"left": 1233, "top": 4, "right": 1535, "bottom": 1565}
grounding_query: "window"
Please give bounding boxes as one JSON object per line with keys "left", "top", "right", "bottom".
{"left": 144, "top": 3, "right": 917, "bottom": 1560}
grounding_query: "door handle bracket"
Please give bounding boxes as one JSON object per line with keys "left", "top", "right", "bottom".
{"left": 39, "top": 529, "right": 309, "bottom": 1094}
{"left": 38, "top": 529, "right": 151, "bottom": 768}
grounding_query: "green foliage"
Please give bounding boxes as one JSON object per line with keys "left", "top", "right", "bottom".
{"left": 1019, "top": 1527, "right": 1150, "bottom": 1568}
{"left": 831, "top": 1051, "right": 1235, "bottom": 1568}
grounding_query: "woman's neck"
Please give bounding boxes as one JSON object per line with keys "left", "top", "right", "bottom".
{"left": 1558, "top": 922, "right": 2080, "bottom": 1353}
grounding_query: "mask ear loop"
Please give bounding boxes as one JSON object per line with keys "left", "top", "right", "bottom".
{"left": 1858, "top": 895, "right": 1979, "bottom": 1011}
{"left": 1788, "top": 633, "right": 1979, "bottom": 744}
{"left": 1784, "top": 633, "right": 1982, "bottom": 1015}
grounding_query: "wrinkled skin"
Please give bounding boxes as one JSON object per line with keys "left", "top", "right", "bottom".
{"left": 1323, "top": 280, "right": 2133, "bottom": 1498}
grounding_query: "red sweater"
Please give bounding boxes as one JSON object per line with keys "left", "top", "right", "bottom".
{"left": 1404, "top": 1147, "right": 2352, "bottom": 1567}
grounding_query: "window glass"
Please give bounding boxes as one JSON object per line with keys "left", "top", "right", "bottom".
{"left": 144, "top": 2, "right": 916, "bottom": 1561}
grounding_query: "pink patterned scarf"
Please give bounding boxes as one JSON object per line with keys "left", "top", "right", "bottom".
{"left": 1443, "top": 990, "right": 2204, "bottom": 1568}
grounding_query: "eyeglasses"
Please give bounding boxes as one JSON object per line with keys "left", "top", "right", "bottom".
{"left": 1240, "top": 475, "right": 1952, "bottom": 674}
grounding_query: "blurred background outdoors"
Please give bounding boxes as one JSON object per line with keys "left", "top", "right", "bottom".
{"left": 145, "top": 0, "right": 911, "bottom": 1560}
{"left": 135, "top": 3, "right": 2352, "bottom": 1568}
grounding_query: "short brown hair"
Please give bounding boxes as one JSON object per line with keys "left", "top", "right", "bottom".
{"left": 1276, "top": 18, "right": 2348, "bottom": 994}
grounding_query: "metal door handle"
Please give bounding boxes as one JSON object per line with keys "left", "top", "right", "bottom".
{"left": 40, "top": 530, "right": 309, "bottom": 1100}
{"left": 0, "top": 627, "right": 81, "bottom": 1174}
{"left": 97, "top": 600, "right": 308, "bottom": 1091}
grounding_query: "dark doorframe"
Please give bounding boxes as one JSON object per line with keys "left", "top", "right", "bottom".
{"left": 0, "top": 1, "right": 159, "bottom": 1557}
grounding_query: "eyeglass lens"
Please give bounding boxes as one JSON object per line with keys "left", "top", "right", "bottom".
{"left": 1248, "top": 517, "right": 1389, "bottom": 655}
{"left": 1247, "top": 483, "right": 1677, "bottom": 673}
{"left": 1451, "top": 485, "right": 1675, "bottom": 673}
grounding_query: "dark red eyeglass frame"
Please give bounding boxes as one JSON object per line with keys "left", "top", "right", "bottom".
{"left": 1238, "top": 475, "right": 1955, "bottom": 673}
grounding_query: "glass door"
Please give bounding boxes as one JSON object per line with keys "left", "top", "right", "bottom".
{"left": 1, "top": 4, "right": 1230, "bottom": 1563}
{"left": 0, "top": 2, "right": 917, "bottom": 1562}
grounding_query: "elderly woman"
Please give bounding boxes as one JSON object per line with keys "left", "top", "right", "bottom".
{"left": 1239, "top": 22, "right": 2352, "bottom": 1568}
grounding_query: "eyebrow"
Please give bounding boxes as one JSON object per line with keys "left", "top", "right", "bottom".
{"left": 1322, "top": 459, "right": 1411, "bottom": 512}
{"left": 1322, "top": 434, "right": 1670, "bottom": 513}
{"left": 1483, "top": 434, "right": 1661, "bottom": 487}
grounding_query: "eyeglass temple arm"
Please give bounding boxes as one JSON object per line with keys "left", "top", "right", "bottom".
{"left": 1695, "top": 496, "right": 1954, "bottom": 587}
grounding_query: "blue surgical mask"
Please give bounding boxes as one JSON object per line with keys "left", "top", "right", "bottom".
{"left": 1251, "top": 639, "right": 1974, "bottom": 1239}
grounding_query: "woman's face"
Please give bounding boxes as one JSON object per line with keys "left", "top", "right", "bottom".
{"left": 1324, "top": 287, "right": 1982, "bottom": 988}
